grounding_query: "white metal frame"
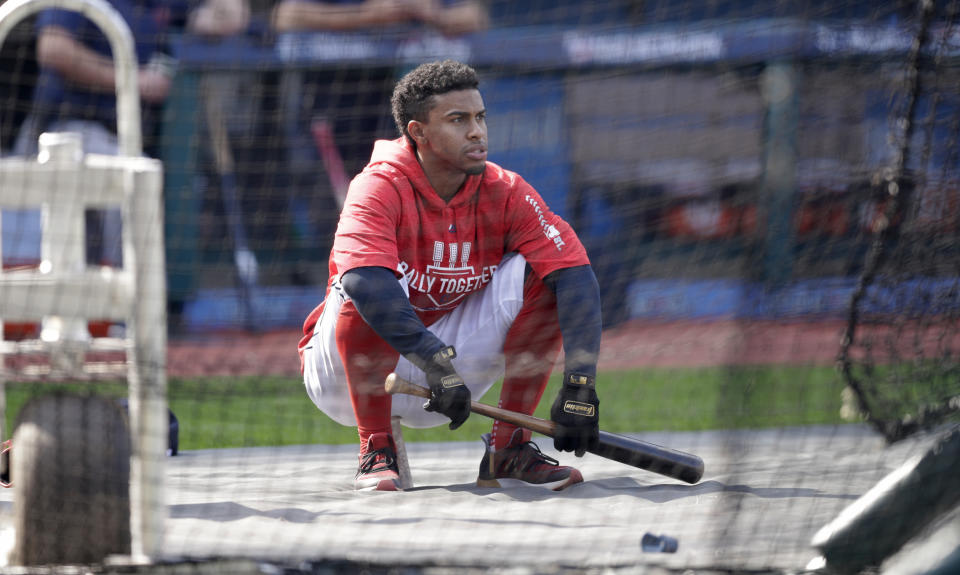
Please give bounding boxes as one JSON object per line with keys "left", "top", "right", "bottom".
{"left": 0, "top": 0, "right": 167, "bottom": 562}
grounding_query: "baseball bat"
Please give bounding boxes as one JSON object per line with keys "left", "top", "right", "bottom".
{"left": 384, "top": 373, "right": 704, "bottom": 484}
{"left": 201, "top": 75, "right": 258, "bottom": 330}
{"left": 310, "top": 116, "right": 350, "bottom": 210}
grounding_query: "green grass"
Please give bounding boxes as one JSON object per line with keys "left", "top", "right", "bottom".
{"left": 2, "top": 364, "right": 848, "bottom": 450}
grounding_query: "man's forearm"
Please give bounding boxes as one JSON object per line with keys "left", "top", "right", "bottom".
{"left": 544, "top": 265, "right": 602, "bottom": 377}
{"left": 37, "top": 27, "right": 117, "bottom": 93}
{"left": 272, "top": 1, "right": 404, "bottom": 32}
{"left": 340, "top": 266, "right": 448, "bottom": 369}
{"left": 431, "top": 1, "right": 489, "bottom": 36}
{"left": 188, "top": 0, "right": 250, "bottom": 37}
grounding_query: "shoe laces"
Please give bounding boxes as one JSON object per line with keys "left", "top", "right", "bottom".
{"left": 359, "top": 445, "right": 396, "bottom": 474}
{"left": 505, "top": 440, "right": 560, "bottom": 472}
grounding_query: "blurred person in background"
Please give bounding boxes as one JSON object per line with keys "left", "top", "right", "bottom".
{"left": 298, "top": 60, "right": 602, "bottom": 492}
{"left": 267, "top": 0, "right": 488, "bottom": 285}
{"left": 269, "top": 0, "right": 489, "bottom": 173}
{"left": 5, "top": 0, "right": 248, "bottom": 270}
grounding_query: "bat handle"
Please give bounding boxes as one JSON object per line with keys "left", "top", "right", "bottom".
{"left": 384, "top": 373, "right": 430, "bottom": 399}
{"left": 385, "top": 374, "right": 556, "bottom": 436}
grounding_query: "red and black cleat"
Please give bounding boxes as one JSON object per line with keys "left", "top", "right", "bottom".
{"left": 477, "top": 430, "right": 583, "bottom": 491}
{"left": 355, "top": 433, "right": 401, "bottom": 491}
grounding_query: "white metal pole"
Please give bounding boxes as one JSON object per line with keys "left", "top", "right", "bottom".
{"left": 126, "top": 160, "right": 168, "bottom": 562}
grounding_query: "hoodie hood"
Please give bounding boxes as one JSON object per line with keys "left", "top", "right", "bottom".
{"left": 367, "top": 138, "right": 483, "bottom": 210}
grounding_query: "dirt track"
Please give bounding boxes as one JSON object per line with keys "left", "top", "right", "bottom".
{"left": 167, "top": 319, "right": 849, "bottom": 378}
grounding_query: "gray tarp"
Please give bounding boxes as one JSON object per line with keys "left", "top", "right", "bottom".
{"left": 2, "top": 425, "right": 949, "bottom": 573}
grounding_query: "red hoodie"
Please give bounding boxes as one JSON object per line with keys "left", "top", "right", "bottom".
{"left": 299, "top": 137, "right": 589, "bottom": 359}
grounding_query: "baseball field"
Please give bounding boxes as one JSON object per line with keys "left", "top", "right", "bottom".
{"left": 1, "top": 320, "right": 956, "bottom": 573}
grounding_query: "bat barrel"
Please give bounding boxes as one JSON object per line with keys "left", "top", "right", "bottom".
{"left": 592, "top": 431, "right": 704, "bottom": 484}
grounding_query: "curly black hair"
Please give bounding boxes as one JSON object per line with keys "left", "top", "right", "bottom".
{"left": 391, "top": 60, "right": 480, "bottom": 142}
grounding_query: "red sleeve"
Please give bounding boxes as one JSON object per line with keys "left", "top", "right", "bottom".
{"left": 504, "top": 177, "right": 590, "bottom": 278}
{"left": 330, "top": 172, "right": 402, "bottom": 277}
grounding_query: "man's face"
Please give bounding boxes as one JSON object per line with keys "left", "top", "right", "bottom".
{"left": 415, "top": 89, "right": 488, "bottom": 176}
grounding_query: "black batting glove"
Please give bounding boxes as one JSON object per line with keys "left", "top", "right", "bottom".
{"left": 422, "top": 346, "right": 471, "bottom": 430}
{"left": 550, "top": 372, "right": 600, "bottom": 457}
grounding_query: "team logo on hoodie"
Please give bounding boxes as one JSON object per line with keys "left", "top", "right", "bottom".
{"left": 398, "top": 242, "right": 498, "bottom": 310}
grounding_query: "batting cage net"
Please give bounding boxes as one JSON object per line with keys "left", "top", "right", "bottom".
{"left": 0, "top": 0, "right": 959, "bottom": 573}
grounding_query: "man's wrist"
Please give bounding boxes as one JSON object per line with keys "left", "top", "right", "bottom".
{"left": 431, "top": 345, "right": 456, "bottom": 365}
{"left": 563, "top": 372, "right": 595, "bottom": 389}
{"left": 427, "top": 346, "right": 463, "bottom": 390}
